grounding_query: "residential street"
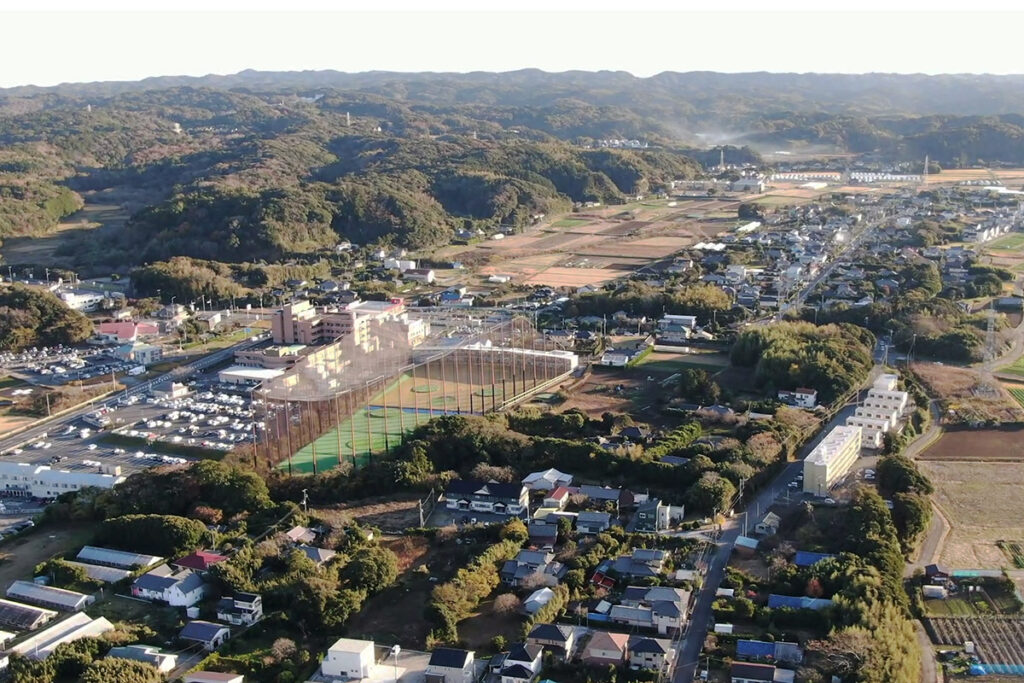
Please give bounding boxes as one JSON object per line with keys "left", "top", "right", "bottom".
{"left": 670, "top": 382, "right": 871, "bottom": 682}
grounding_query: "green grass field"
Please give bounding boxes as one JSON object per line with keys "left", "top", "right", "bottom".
{"left": 923, "top": 595, "right": 985, "bottom": 617}
{"left": 551, "top": 218, "right": 592, "bottom": 228}
{"left": 988, "top": 233, "right": 1024, "bottom": 251}
{"left": 636, "top": 352, "right": 730, "bottom": 375}
{"left": 283, "top": 371, "right": 503, "bottom": 474}
{"left": 998, "top": 357, "right": 1024, "bottom": 378}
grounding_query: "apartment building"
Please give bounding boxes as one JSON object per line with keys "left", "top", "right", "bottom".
{"left": 802, "top": 426, "right": 862, "bottom": 496}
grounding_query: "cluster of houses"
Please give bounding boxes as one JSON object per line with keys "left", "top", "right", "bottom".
{"left": 317, "top": 629, "right": 677, "bottom": 683}
{"left": 443, "top": 468, "right": 684, "bottom": 534}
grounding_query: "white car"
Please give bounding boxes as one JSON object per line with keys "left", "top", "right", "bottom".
{"left": 87, "top": 444, "right": 97, "bottom": 451}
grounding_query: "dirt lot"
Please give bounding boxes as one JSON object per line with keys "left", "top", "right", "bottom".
{"left": 555, "top": 368, "right": 650, "bottom": 419}
{"left": 919, "top": 461, "right": 1024, "bottom": 568}
{"left": 0, "top": 524, "right": 95, "bottom": 588}
{"left": 919, "top": 427, "right": 1024, "bottom": 461}
{"left": 911, "top": 362, "right": 1024, "bottom": 424}
{"left": 313, "top": 494, "right": 425, "bottom": 531}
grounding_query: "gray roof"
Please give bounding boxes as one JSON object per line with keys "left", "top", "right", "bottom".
{"left": 76, "top": 545, "right": 162, "bottom": 569}
{"left": 7, "top": 580, "right": 90, "bottom": 610}
{"left": 179, "top": 620, "right": 229, "bottom": 642}
{"left": 134, "top": 567, "right": 204, "bottom": 594}
{"left": 629, "top": 637, "right": 669, "bottom": 655}
{"left": 296, "top": 544, "right": 337, "bottom": 564}
{"left": 577, "top": 511, "right": 612, "bottom": 524}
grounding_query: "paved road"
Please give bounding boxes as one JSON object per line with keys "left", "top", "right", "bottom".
{"left": 0, "top": 336, "right": 266, "bottom": 455}
{"left": 670, "top": 395, "right": 873, "bottom": 682}
{"left": 914, "top": 619, "right": 940, "bottom": 683}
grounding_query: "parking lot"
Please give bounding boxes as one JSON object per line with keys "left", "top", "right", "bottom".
{"left": 0, "top": 345, "right": 141, "bottom": 387}
{"left": 2, "top": 376, "right": 266, "bottom": 476}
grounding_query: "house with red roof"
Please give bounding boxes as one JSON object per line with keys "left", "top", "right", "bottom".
{"left": 173, "top": 550, "right": 229, "bottom": 572}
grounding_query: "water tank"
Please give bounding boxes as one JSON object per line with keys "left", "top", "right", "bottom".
{"left": 186, "top": 607, "right": 200, "bottom": 619}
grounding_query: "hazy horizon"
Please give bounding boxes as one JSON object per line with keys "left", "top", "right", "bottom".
{"left": 4, "top": 7, "right": 1024, "bottom": 89}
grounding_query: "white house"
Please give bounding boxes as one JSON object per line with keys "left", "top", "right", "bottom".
{"left": 131, "top": 566, "right": 208, "bottom": 607}
{"left": 500, "top": 643, "right": 542, "bottom": 683}
{"left": 404, "top": 268, "right": 436, "bottom": 284}
{"left": 322, "top": 637, "right": 375, "bottom": 680}
{"left": 521, "top": 468, "right": 573, "bottom": 491}
{"left": 425, "top": 647, "right": 475, "bottom": 683}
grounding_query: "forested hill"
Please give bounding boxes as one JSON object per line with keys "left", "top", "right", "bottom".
{"left": 0, "top": 85, "right": 703, "bottom": 269}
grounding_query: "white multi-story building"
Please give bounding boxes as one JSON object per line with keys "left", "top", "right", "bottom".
{"left": 845, "top": 375, "right": 910, "bottom": 449}
{"left": 0, "top": 462, "right": 124, "bottom": 499}
{"left": 803, "top": 426, "right": 862, "bottom": 496}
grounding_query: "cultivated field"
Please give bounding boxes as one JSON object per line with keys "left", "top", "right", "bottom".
{"left": 458, "top": 199, "right": 746, "bottom": 289}
{"left": 919, "top": 427, "right": 1024, "bottom": 461}
{"left": 911, "top": 362, "right": 1024, "bottom": 424}
{"left": 919, "top": 460, "right": 1024, "bottom": 568}
{"left": 926, "top": 617, "right": 1024, "bottom": 670}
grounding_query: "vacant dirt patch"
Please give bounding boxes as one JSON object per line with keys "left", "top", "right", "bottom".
{"left": 0, "top": 524, "right": 95, "bottom": 588}
{"left": 919, "top": 461, "right": 1024, "bottom": 569}
{"left": 912, "top": 362, "right": 1024, "bottom": 424}
{"left": 919, "top": 427, "right": 1024, "bottom": 461}
{"left": 316, "top": 494, "right": 425, "bottom": 530}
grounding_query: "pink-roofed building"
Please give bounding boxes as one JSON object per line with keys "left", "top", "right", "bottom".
{"left": 95, "top": 321, "right": 160, "bottom": 343}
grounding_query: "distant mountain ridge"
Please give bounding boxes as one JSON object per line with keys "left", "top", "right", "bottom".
{"left": 6, "top": 69, "right": 1024, "bottom": 119}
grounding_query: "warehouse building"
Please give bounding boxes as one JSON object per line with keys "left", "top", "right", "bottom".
{"left": 802, "top": 426, "right": 862, "bottom": 496}
{"left": 7, "top": 581, "right": 94, "bottom": 611}
{"left": 64, "top": 561, "right": 132, "bottom": 584}
{"left": 0, "top": 598, "right": 58, "bottom": 631}
{"left": 75, "top": 546, "right": 163, "bottom": 570}
{"left": 9, "top": 612, "right": 114, "bottom": 660}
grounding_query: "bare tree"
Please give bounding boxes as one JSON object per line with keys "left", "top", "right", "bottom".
{"left": 271, "top": 637, "right": 297, "bottom": 662}
{"left": 493, "top": 593, "right": 521, "bottom": 615}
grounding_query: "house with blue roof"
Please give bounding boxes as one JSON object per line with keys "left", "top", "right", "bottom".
{"left": 767, "top": 594, "right": 834, "bottom": 611}
{"left": 793, "top": 551, "right": 835, "bottom": 567}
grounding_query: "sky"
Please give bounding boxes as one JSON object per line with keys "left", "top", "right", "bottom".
{"left": 3, "top": 1, "right": 1024, "bottom": 88}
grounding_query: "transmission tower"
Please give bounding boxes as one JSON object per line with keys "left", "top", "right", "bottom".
{"left": 985, "top": 300, "right": 998, "bottom": 362}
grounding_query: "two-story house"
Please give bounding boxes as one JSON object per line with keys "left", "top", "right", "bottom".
{"left": 445, "top": 480, "right": 529, "bottom": 516}
{"left": 215, "top": 592, "right": 263, "bottom": 626}
{"left": 131, "top": 566, "right": 208, "bottom": 607}
{"left": 425, "top": 647, "right": 475, "bottom": 683}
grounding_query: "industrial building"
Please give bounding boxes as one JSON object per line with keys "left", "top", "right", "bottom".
{"left": 6, "top": 581, "right": 94, "bottom": 612}
{"left": 802, "top": 425, "right": 862, "bottom": 496}
{"left": 0, "top": 462, "right": 125, "bottom": 499}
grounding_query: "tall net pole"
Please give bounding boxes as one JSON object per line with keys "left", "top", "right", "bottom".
{"left": 334, "top": 392, "right": 343, "bottom": 469}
